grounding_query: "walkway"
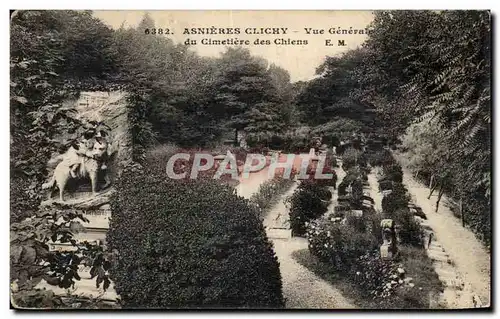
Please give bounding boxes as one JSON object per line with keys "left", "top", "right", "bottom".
{"left": 401, "top": 167, "right": 491, "bottom": 308}
{"left": 263, "top": 176, "right": 356, "bottom": 309}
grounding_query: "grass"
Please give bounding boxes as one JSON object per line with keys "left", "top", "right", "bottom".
{"left": 292, "top": 246, "right": 444, "bottom": 309}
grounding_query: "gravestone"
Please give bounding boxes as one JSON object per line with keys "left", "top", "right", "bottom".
{"left": 380, "top": 219, "right": 398, "bottom": 260}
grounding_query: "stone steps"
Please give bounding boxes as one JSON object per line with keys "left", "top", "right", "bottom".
{"left": 267, "top": 227, "right": 292, "bottom": 239}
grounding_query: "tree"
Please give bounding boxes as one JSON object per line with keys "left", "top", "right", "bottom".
{"left": 296, "top": 48, "right": 378, "bottom": 130}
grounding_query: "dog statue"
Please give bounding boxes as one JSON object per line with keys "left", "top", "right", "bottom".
{"left": 42, "top": 136, "right": 110, "bottom": 202}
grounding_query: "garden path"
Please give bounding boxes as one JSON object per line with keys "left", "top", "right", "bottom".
{"left": 263, "top": 172, "right": 356, "bottom": 309}
{"left": 399, "top": 165, "right": 491, "bottom": 308}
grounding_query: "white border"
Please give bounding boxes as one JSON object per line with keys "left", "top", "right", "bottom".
{"left": 2, "top": 1, "right": 498, "bottom": 318}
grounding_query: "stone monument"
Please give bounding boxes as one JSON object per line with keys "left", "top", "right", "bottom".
{"left": 37, "top": 91, "right": 132, "bottom": 301}
{"left": 380, "top": 219, "right": 398, "bottom": 260}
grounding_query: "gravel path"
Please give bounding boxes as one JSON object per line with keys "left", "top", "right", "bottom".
{"left": 272, "top": 237, "right": 356, "bottom": 308}
{"left": 401, "top": 168, "right": 491, "bottom": 308}
{"left": 264, "top": 177, "right": 356, "bottom": 309}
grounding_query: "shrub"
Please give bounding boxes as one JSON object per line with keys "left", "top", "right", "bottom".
{"left": 308, "top": 162, "right": 338, "bottom": 188}
{"left": 367, "top": 149, "right": 394, "bottom": 167}
{"left": 306, "top": 218, "right": 379, "bottom": 271}
{"left": 269, "top": 135, "right": 285, "bottom": 150}
{"left": 108, "top": 164, "right": 284, "bottom": 308}
{"left": 394, "top": 209, "right": 424, "bottom": 248}
{"left": 287, "top": 181, "right": 330, "bottom": 236}
{"left": 381, "top": 183, "right": 411, "bottom": 217}
{"left": 351, "top": 252, "right": 402, "bottom": 300}
{"left": 250, "top": 176, "right": 295, "bottom": 218}
{"left": 341, "top": 148, "right": 366, "bottom": 171}
{"left": 382, "top": 163, "right": 403, "bottom": 183}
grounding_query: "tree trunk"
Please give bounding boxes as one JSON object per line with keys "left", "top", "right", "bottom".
{"left": 428, "top": 182, "right": 438, "bottom": 199}
{"left": 460, "top": 197, "right": 465, "bottom": 227}
{"left": 435, "top": 187, "right": 445, "bottom": 212}
{"left": 429, "top": 174, "right": 434, "bottom": 188}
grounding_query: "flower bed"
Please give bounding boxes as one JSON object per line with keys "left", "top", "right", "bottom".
{"left": 250, "top": 176, "right": 296, "bottom": 219}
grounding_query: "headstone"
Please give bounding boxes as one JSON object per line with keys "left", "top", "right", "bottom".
{"left": 351, "top": 210, "right": 363, "bottom": 218}
{"left": 380, "top": 219, "right": 398, "bottom": 260}
{"left": 382, "top": 189, "right": 393, "bottom": 197}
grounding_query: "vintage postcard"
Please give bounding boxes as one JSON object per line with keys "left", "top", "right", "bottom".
{"left": 10, "top": 10, "right": 491, "bottom": 310}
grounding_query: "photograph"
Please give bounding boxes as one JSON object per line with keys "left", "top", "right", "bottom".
{"left": 9, "top": 9, "right": 491, "bottom": 310}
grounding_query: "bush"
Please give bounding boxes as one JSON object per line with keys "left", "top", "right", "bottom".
{"left": 250, "top": 176, "right": 295, "bottom": 218}
{"left": 381, "top": 183, "right": 411, "bottom": 217}
{"left": 287, "top": 181, "right": 330, "bottom": 236}
{"left": 300, "top": 165, "right": 337, "bottom": 188}
{"left": 393, "top": 209, "right": 424, "bottom": 248}
{"left": 306, "top": 218, "right": 379, "bottom": 271}
{"left": 269, "top": 135, "right": 285, "bottom": 150}
{"left": 382, "top": 163, "right": 403, "bottom": 183}
{"left": 108, "top": 163, "right": 284, "bottom": 308}
{"left": 341, "top": 148, "right": 366, "bottom": 171}
{"left": 351, "top": 252, "right": 403, "bottom": 300}
{"left": 367, "top": 149, "right": 394, "bottom": 167}
{"left": 350, "top": 248, "right": 442, "bottom": 309}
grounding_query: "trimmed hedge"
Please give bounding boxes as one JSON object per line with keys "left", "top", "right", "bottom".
{"left": 108, "top": 162, "right": 284, "bottom": 308}
{"left": 288, "top": 180, "right": 330, "bottom": 236}
{"left": 250, "top": 176, "right": 296, "bottom": 219}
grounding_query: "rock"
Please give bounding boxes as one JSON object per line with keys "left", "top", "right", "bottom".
{"left": 40, "top": 189, "right": 115, "bottom": 210}
{"left": 397, "top": 267, "right": 405, "bottom": 275}
{"left": 398, "top": 279, "right": 403, "bottom": 284}
{"left": 404, "top": 277, "right": 413, "bottom": 284}
{"left": 409, "top": 283, "right": 415, "bottom": 288}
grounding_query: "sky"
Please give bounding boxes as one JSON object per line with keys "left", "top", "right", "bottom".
{"left": 93, "top": 10, "right": 374, "bottom": 82}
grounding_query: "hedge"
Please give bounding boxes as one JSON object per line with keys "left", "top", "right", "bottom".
{"left": 250, "top": 176, "right": 296, "bottom": 219}
{"left": 108, "top": 161, "right": 284, "bottom": 309}
{"left": 287, "top": 180, "right": 330, "bottom": 236}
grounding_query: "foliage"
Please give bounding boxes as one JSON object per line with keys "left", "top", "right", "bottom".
{"left": 382, "top": 163, "right": 403, "bottom": 184}
{"left": 393, "top": 209, "right": 424, "bottom": 248}
{"left": 306, "top": 218, "right": 379, "bottom": 271}
{"left": 341, "top": 147, "right": 366, "bottom": 172}
{"left": 10, "top": 207, "right": 112, "bottom": 308}
{"left": 366, "top": 148, "right": 394, "bottom": 167}
{"left": 311, "top": 117, "right": 365, "bottom": 146}
{"left": 250, "top": 177, "right": 296, "bottom": 219}
{"left": 10, "top": 10, "right": 119, "bottom": 308}
{"left": 287, "top": 181, "right": 330, "bottom": 236}
{"left": 108, "top": 163, "right": 284, "bottom": 308}
{"left": 381, "top": 183, "right": 411, "bottom": 218}
{"left": 296, "top": 49, "right": 378, "bottom": 129}
{"left": 301, "top": 10, "right": 491, "bottom": 246}
{"left": 361, "top": 10, "right": 491, "bottom": 245}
